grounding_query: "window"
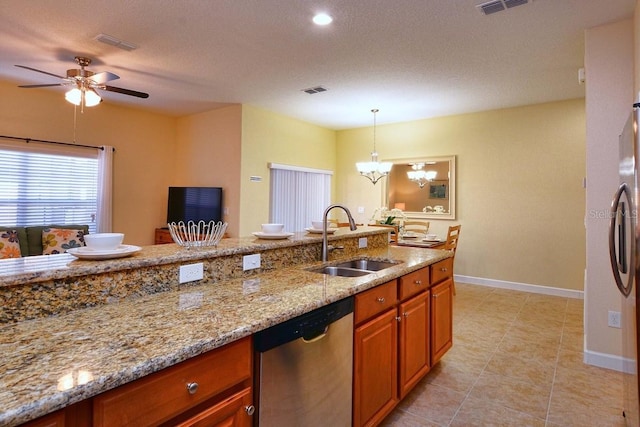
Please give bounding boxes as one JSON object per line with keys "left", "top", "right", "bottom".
{"left": 0, "top": 144, "right": 99, "bottom": 233}
{"left": 269, "top": 163, "right": 332, "bottom": 232}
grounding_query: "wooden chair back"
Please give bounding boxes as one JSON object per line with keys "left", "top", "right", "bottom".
{"left": 444, "top": 225, "right": 461, "bottom": 295}
{"left": 444, "top": 225, "right": 461, "bottom": 252}
{"left": 403, "top": 220, "right": 430, "bottom": 234}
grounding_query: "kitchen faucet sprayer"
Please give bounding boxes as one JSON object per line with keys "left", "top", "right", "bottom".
{"left": 321, "top": 204, "right": 357, "bottom": 262}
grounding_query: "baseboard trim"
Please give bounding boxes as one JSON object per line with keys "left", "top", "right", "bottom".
{"left": 583, "top": 349, "right": 633, "bottom": 373}
{"left": 455, "top": 274, "right": 584, "bottom": 299}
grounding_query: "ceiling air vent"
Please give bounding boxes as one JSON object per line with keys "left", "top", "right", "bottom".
{"left": 476, "top": 0, "right": 532, "bottom": 15}
{"left": 95, "top": 33, "right": 138, "bottom": 51}
{"left": 302, "top": 86, "right": 328, "bottom": 95}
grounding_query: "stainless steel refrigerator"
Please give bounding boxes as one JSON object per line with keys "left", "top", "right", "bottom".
{"left": 609, "top": 103, "right": 640, "bottom": 425}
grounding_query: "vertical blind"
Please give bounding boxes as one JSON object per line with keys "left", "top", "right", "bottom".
{"left": 269, "top": 164, "right": 332, "bottom": 232}
{"left": 0, "top": 145, "right": 99, "bottom": 233}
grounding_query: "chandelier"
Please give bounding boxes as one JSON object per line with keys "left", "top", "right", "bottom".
{"left": 356, "top": 109, "right": 393, "bottom": 185}
{"left": 407, "top": 163, "right": 437, "bottom": 188}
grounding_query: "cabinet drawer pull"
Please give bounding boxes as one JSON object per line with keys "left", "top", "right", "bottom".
{"left": 377, "top": 297, "right": 386, "bottom": 303}
{"left": 186, "top": 382, "right": 199, "bottom": 395}
{"left": 414, "top": 280, "right": 422, "bottom": 285}
{"left": 245, "top": 405, "right": 255, "bottom": 416}
{"left": 440, "top": 267, "right": 448, "bottom": 272}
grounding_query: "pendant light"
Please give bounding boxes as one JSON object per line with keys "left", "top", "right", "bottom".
{"left": 356, "top": 109, "right": 392, "bottom": 184}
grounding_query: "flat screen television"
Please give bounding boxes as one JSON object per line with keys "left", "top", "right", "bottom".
{"left": 167, "top": 187, "right": 223, "bottom": 225}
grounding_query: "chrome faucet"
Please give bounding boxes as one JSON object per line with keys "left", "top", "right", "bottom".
{"left": 322, "top": 204, "right": 358, "bottom": 262}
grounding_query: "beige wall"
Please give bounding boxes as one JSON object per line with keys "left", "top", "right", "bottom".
{"left": 0, "top": 80, "right": 177, "bottom": 245}
{"left": 585, "top": 19, "right": 634, "bottom": 359}
{"left": 336, "top": 99, "right": 586, "bottom": 291}
{"left": 239, "top": 105, "right": 337, "bottom": 236}
{"left": 175, "top": 105, "right": 242, "bottom": 236}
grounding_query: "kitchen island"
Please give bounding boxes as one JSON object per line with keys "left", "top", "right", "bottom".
{"left": 0, "top": 227, "right": 452, "bottom": 426}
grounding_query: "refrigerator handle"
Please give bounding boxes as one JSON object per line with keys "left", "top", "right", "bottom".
{"left": 609, "top": 183, "right": 634, "bottom": 297}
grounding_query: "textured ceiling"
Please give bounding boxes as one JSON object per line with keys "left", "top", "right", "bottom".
{"left": 0, "top": 0, "right": 635, "bottom": 130}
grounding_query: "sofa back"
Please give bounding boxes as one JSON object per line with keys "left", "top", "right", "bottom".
{"left": 0, "top": 225, "right": 89, "bottom": 257}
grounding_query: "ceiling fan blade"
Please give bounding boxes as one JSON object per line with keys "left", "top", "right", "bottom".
{"left": 103, "top": 85, "right": 149, "bottom": 99}
{"left": 15, "top": 65, "right": 65, "bottom": 79}
{"left": 18, "top": 83, "right": 64, "bottom": 88}
{"left": 89, "top": 71, "right": 119, "bottom": 84}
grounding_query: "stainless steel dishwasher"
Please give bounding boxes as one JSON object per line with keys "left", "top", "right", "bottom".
{"left": 254, "top": 297, "right": 354, "bottom": 427}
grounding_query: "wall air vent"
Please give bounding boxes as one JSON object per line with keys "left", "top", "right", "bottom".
{"left": 302, "top": 86, "right": 328, "bottom": 94}
{"left": 476, "top": 0, "right": 532, "bottom": 15}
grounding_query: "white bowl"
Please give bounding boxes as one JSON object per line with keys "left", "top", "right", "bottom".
{"left": 425, "top": 234, "right": 438, "bottom": 241}
{"left": 261, "top": 223, "right": 284, "bottom": 234}
{"left": 84, "top": 233, "right": 124, "bottom": 250}
{"left": 311, "top": 220, "right": 325, "bottom": 230}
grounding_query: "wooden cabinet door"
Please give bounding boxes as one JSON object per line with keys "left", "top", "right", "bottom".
{"left": 353, "top": 309, "right": 399, "bottom": 427}
{"left": 431, "top": 278, "right": 453, "bottom": 364}
{"left": 398, "top": 291, "right": 430, "bottom": 399}
{"left": 175, "top": 387, "right": 253, "bottom": 427}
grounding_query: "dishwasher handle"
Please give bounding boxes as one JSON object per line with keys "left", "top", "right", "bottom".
{"left": 302, "top": 326, "right": 329, "bottom": 343}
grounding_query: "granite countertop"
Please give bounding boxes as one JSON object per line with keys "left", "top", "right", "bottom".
{"left": 0, "top": 234, "right": 451, "bottom": 426}
{"left": 0, "top": 227, "right": 388, "bottom": 287}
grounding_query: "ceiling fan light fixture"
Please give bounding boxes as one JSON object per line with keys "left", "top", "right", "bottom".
{"left": 65, "top": 87, "right": 82, "bottom": 106}
{"left": 84, "top": 88, "right": 101, "bottom": 106}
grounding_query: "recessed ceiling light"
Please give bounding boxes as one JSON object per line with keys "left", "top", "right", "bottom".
{"left": 313, "top": 13, "right": 333, "bottom": 26}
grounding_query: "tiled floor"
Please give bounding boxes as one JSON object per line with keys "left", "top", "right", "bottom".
{"left": 382, "top": 282, "right": 627, "bottom": 426}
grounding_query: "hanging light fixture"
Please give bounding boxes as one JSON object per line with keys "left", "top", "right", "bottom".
{"left": 356, "top": 109, "right": 392, "bottom": 185}
{"left": 407, "top": 163, "right": 437, "bottom": 188}
{"left": 65, "top": 82, "right": 101, "bottom": 108}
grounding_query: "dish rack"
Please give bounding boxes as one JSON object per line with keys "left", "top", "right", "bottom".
{"left": 167, "top": 220, "right": 228, "bottom": 248}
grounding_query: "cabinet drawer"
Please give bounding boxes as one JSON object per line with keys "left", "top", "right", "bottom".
{"left": 355, "top": 280, "right": 398, "bottom": 325}
{"left": 398, "top": 267, "right": 429, "bottom": 300}
{"left": 93, "top": 337, "right": 252, "bottom": 427}
{"left": 430, "top": 257, "right": 453, "bottom": 285}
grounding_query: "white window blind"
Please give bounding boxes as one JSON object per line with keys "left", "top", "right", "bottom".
{"left": 269, "top": 164, "right": 332, "bottom": 232}
{"left": 0, "top": 144, "right": 99, "bottom": 233}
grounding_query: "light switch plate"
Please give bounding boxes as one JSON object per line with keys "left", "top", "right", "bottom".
{"left": 243, "top": 253, "right": 261, "bottom": 271}
{"left": 358, "top": 237, "right": 368, "bottom": 248}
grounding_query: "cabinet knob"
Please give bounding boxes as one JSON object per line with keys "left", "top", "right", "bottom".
{"left": 403, "top": 312, "right": 409, "bottom": 317}
{"left": 186, "top": 382, "right": 199, "bottom": 395}
{"left": 441, "top": 267, "right": 448, "bottom": 272}
{"left": 377, "top": 297, "right": 385, "bottom": 303}
{"left": 414, "top": 280, "right": 422, "bottom": 285}
{"left": 395, "top": 316, "right": 402, "bottom": 322}
{"left": 245, "top": 405, "right": 255, "bottom": 416}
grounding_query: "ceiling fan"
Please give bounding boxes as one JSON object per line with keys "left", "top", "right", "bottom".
{"left": 15, "top": 56, "right": 149, "bottom": 107}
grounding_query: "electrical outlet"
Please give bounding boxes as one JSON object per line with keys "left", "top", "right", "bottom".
{"left": 179, "top": 263, "right": 204, "bottom": 283}
{"left": 243, "top": 254, "right": 261, "bottom": 271}
{"left": 608, "top": 310, "right": 621, "bottom": 328}
{"left": 358, "top": 237, "right": 368, "bottom": 248}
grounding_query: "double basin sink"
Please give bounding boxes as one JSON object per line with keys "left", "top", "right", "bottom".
{"left": 308, "top": 258, "right": 401, "bottom": 277}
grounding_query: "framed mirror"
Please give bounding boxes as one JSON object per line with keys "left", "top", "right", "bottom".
{"left": 383, "top": 155, "right": 456, "bottom": 220}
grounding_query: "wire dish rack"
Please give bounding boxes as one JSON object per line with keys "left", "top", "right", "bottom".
{"left": 167, "top": 220, "right": 228, "bottom": 248}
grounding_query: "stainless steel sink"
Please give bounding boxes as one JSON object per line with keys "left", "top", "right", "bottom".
{"left": 314, "top": 266, "right": 373, "bottom": 277}
{"left": 334, "top": 259, "right": 399, "bottom": 271}
{"left": 307, "top": 258, "right": 401, "bottom": 277}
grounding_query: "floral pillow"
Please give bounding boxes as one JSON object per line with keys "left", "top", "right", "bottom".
{"left": 0, "top": 230, "right": 22, "bottom": 259}
{"left": 42, "top": 228, "right": 85, "bottom": 255}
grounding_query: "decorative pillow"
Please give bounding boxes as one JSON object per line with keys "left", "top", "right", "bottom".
{"left": 42, "top": 228, "right": 85, "bottom": 255}
{"left": 0, "top": 230, "right": 22, "bottom": 259}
